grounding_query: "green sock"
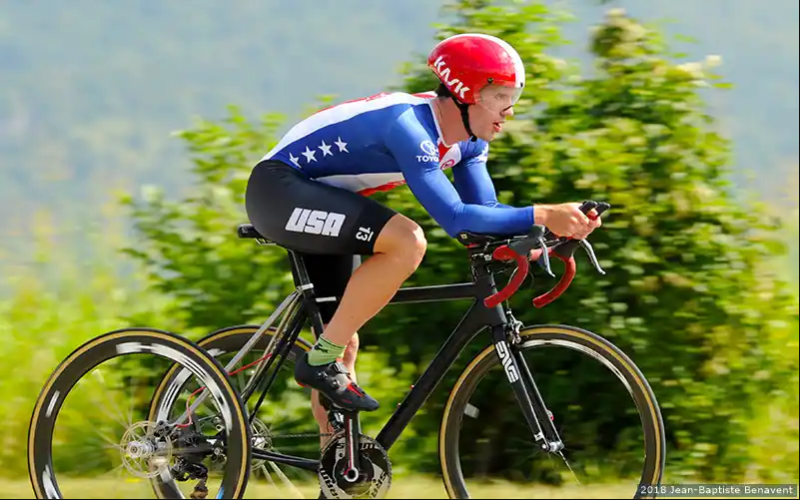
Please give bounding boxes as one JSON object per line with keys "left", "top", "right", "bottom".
{"left": 308, "top": 336, "right": 347, "bottom": 366}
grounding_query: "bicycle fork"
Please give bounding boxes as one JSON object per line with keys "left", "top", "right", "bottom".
{"left": 490, "top": 324, "right": 564, "bottom": 453}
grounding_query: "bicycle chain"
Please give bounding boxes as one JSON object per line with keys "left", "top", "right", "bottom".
{"left": 269, "top": 432, "right": 334, "bottom": 439}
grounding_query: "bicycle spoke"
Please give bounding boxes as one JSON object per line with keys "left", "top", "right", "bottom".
{"left": 85, "top": 370, "right": 131, "bottom": 431}
{"left": 259, "top": 463, "right": 277, "bottom": 488}
{"left": 558, "top": 450, "right": 582, "bottom": 486}
{"left": 267, "top": 460, "right": 305, "bottom": 499}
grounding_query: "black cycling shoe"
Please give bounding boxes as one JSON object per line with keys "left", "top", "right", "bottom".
{"left": 295, "top": 352, "right": 380, "bottom": 412}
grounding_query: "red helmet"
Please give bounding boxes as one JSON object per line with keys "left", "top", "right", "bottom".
{"left": 427, "top": 33, "right": 525, "bottom": 110}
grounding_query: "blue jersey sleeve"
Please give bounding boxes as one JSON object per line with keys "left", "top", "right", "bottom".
{"left": 452, "top": 141, "right": 514, "bottom": 209}
{"left": 385, "top": 112, "right": 534, "bottom": 238}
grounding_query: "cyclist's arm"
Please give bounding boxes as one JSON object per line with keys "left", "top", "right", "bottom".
{"left": 452, "top": 142, "right": 513, "bottom": 209}
{"left": 385, "top": 116, "right": 534, "bottom": 237}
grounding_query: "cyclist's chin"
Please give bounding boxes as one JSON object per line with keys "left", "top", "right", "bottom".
{"left": 475, "top": 130, "right": 499, "bottom": 142}
{"left": 476, "top": 128, "right": 499, "bottom": 142}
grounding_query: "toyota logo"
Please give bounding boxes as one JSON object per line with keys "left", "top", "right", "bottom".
{"left": 419, "top": 140, "right": 438, "bottom": 156}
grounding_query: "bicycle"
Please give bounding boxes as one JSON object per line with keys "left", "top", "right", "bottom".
{"left": 28, "top": 200, "right": 666, "bottom": 499}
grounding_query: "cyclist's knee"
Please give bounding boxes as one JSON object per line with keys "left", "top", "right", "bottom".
{"left": 403, "top": 224, "right": 427, "bottom": 267}
{"left": 375, "top": 215, "right": 427, "bottom": 269}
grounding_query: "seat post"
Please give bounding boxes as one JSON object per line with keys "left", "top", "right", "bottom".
{"left": 286, "top": 250, "right": 327, "bottom": 339}
{"left": 287, "top": 250, "right": 313, "bottom": 289}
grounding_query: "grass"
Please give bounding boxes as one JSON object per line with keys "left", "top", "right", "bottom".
{"left": 0, "top": 476, "right": 641, "bottom": 499}
{"left": 7, "top": 475, "right": 799, "bottom": 499}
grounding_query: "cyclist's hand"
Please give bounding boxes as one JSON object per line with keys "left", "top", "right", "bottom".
{"left": 536, "top": 203, "right": 602, "bottom": 239}
{"left": 527, "top": 248, "right": 545, "bottom": 262}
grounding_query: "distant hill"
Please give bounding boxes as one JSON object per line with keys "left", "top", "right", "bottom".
{"left": 0, "top": 0, "right": 444, "bottom": 263}
{"left": 1, "top": 0, "right": 797, "bottom": 277}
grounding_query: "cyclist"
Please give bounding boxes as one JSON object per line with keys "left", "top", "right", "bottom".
{"left": 244, "top": 33, "right": 602, "bottom": 434}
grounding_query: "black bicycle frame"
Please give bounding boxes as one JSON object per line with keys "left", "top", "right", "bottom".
{"left": 243, "top": 249, "right": 562, "bottom": 471}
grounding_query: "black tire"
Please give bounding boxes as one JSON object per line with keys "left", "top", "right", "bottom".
{"left": 28, "top": 328, "right": 252, "bottom": 499}
{"left": 439, "top": 324, "right": 666, "bottom": 499}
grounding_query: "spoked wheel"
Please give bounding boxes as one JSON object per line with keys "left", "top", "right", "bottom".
{"left": 151, "top": 325, "right": 325, "bottom": 499}
{"left": 440, "top": 325, "right": 665, "bottom": 499}
{"left": 28, "top": 328, "right": 251, "bottom": 499}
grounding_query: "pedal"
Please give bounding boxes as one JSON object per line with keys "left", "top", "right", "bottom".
{"left": 328, "top": 409, "right": 345, "bottom": 433}
{"left": 190, "top": 479, "right": 208, "bottom": 499}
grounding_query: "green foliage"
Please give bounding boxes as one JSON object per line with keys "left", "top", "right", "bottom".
{"left": 7, "top": 0, "right": 794, "bottom": 486}
{"left": 459, "top": 4, "right": 798, "bottom": 482}
{"left": 0, "top": 248, "right": 173, "bottom": 477}
{"left": 119, "top": 107, "right": 297, "bottom": 334}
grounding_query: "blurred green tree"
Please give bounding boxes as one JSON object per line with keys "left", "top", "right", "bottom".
{"left": 121, "top": 0, "right": 798, "bottom": 482}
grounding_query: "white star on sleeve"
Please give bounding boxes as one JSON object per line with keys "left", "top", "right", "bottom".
{"left": 334, "top": 137, "right": 348, "bottom": 153}
{"left": 301, "top": 146, "right": 317, "bottom": 163}
{"left": 319, "top": 140, "right": 333, "bottom": 156}
{"left": 289, "top": 152, "right": 300, "bottom": 166}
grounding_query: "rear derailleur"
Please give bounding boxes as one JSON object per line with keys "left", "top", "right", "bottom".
{"left": 165, "top": 416, "right": 225, "bottom": 499}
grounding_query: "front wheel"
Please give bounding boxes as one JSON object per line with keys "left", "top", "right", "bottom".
{"left": 439, "top": 324, "right": 665, "bottom": 499}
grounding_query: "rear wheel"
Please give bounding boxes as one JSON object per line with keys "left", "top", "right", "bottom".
{"left": 440, "top": 324, "right": 665, "bottom": 499}
{"left": 28, "top": 328, "right": 251, "bottom": 499}
{"left": 151, "top": 325, "right": 325, "bottom": 499}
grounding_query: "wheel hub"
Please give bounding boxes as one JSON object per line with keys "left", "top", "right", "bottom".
{"left": 119, "top": 421, "right": 173, "bottom": 478}
{"left": 126, "top": 440, "right": 155, "bottom": 459}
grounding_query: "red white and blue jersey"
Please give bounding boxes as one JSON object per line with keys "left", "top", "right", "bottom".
{"left": 261, "top": 91, "right": 534, "bottom": 237}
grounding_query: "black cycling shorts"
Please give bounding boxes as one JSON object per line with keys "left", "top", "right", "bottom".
{"left": 245, "top": 159, "right": 397, "bottom": 323}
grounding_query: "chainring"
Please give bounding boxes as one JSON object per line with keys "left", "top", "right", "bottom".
{"left": 318, "top": 432, "right": 392, "bottom": 499}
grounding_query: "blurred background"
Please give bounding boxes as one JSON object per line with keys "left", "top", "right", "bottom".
{"left": 1, "top": 0, "right": 797, "bottom": 497}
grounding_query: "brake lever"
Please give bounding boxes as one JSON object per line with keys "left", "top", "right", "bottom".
{"left": 580, "top": 201, "right": 609, "bottom": 274}
{"left": 536, "top": 233, "right": 555, "bottom": 278}
{"left": 508, "top": 225, "right": 555, "bottom": 278}
{"left": 578, "top": 239, "right": 605, "bottom": 275}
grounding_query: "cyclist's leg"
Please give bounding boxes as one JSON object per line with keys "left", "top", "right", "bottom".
{"left": 297, "top": 253, "right": 361, "bottom": 447}
{"left": 294, "top": 212, "right": 427, "bottom": 411}
{"left": 308, "top": 254, "right": 363, "bottom": 384}
{"left": 245, "top": 159, "right": 425, "bottom": 412}
{"left": 320, "top": 214, "right": 426, "bottom": 348}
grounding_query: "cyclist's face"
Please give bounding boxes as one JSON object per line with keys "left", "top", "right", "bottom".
{"left": 469, "top": 85, "right": 520, "bottom": 141}
{"left": 469, "top": 100, "right": 514, "bottom": 141}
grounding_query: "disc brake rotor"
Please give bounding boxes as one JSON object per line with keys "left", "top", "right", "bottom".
{"left": 119, "top": 421, "right": 173, "bottom": 479}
